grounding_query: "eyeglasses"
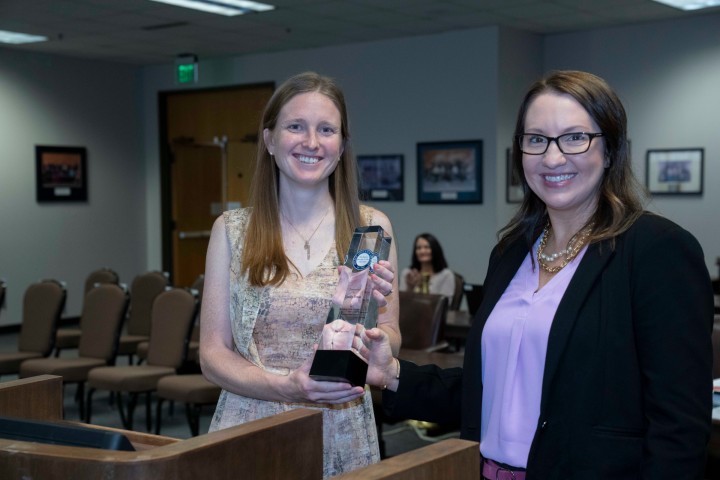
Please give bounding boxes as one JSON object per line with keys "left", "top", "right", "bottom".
{"left": 516, "top": 132, "right": 604, "bottom": 155}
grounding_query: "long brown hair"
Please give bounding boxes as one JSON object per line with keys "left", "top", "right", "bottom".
{"left": 242, "top": 72, "right": 362, "bottom": 286}
{"left": 498, "top": 70, "right": 646, "bottom": 253}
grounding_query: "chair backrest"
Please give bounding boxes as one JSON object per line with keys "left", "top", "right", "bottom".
{"left": 78, "top": 284, "right": 129, "bottom": 361}
{"left": 463, "top": 282, "right": 484, "bottom": 316}
{"left": 189, "top": 274, "right": 205, "bottom": 343}
{"left": 398, "top": 291, "right": 448, "bottom": 350}
{"left": 147, "top": 288, "right": 199, "bottom": 368}
{"left": 190, "top": 273, "right": 205, "bottom": 301}
{"left": 83, "top": 268, "right": 119, "bottom": 294}
{"left": 79, "top": 268, "right": 120, "bottom": 330}
{"left": 450, "top": 273, "right": 464, "bottom": 311}
{"left": 18, "top": 280, "right": 67, "bottom": 355}
{"left": 126, "top": 271, "right": 170, "bottom": 336}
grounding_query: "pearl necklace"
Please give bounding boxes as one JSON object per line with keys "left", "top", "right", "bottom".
{"left": 537, "top": 221, "right": 593, "bottom": 274}
{"left": 538, "top": 245, "right": 570, "bottom": 262}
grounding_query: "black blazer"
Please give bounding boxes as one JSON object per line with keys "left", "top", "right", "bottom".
{"left": 385, "top": 213, "right": 714, "bottom": 479}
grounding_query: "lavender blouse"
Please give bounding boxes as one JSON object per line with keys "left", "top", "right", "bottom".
{"left": 479, "top": 236, "right": 588, "bottom": 467}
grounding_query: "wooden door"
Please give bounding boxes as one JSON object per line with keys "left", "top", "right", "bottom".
{"left": 227, "top": 139, "right": 258, "bottom": 207}
{"left": 171, "top": 142, "right": 222, "bottom": 288}
{"left": 163, "top": 84, "right": 274, "bottom": 286}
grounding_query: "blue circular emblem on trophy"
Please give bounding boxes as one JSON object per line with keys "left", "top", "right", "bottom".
{"left": 352, "top": 249, "right": 378, "bottom": 271}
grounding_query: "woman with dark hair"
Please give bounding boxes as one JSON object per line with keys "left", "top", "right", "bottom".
{"left": 359, "top": 70, "right": 713, "bottom": 479}
{"left": 399, "top": 233, "right": 455, "bottom": 300}
{"left": 200, "top": 72, "right": 399, "bottom": 477}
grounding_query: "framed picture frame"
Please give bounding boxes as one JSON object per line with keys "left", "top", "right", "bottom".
{"left": 358, "top": 154, "right": 404, "bottom": 201}
{"left": 645, "top": 148, "right": 703, "bottom": 195}
{"left": 417, "top": 140, "right": 483, "bottom": 204}
{"left": 35, "top": 145, "right": 88, "bottom": 202}
{"left": 506, "top": 147, "right": 523, "bottom": 203}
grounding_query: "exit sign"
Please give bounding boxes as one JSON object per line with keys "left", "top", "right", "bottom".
{"left": 175, "top": 54, "right": 198, "bottom": 84}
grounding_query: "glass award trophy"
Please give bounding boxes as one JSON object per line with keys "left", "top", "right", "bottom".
{"left": 309, "top": 225, "right": 392, "bottom": 387}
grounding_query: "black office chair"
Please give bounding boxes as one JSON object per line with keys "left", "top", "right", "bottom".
{"left": 397, "top": 291, "right": 449, "bottom": 351}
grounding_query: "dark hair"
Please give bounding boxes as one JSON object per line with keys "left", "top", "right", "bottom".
{"left": 242, "top": 71, "right": 362, "bottom": 286}
{"left": 498, "top": 70, "right": 646, "bottom": 252}
{"left": 410, "top": 233, "right": 449, "bottom": 273}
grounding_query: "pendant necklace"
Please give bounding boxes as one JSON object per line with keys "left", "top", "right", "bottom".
{"left": 282, "top": 207, "right": 332, "bottom": 260}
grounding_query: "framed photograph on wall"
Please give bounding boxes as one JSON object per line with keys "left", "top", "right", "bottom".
{"left": 645, "top": 148, "right": 703, "bottom": 195}
{"left": 506, "top": 147, "right": 523, "bottom": 203}
{"left": 36, "top": 145, "right": 88, "bottom": 202}
{"left": 417, "top": 140, "right": 483, "bottom": 204}
{"left": 358, "top": 154, "right": 404, "bottom": 201}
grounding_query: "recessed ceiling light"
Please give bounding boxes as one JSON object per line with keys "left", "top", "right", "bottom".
{"left": 0, "top": 29, "right": 48, "bottom": 44}
{"left": 651, "top": 0, "right": 720, "bottom": 10}
{"left": 148, "top": 0, "right": 275, "bottom": 16}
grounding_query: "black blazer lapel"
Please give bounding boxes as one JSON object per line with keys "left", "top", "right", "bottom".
{"left": 540, "top": 241, "right": 614, "bottom": 410}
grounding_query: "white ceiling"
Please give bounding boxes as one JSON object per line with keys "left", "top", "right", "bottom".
{"left": 0, "top": 0, "right": 718, "bottom": 65}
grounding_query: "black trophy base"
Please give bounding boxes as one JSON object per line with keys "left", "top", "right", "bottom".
{"left": 309, "top": 350, "right": 368, "bottom": 387}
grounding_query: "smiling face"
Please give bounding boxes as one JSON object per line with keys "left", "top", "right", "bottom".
{"left": 522, "top": 91, "right": 608, "bottom": 222}
{"left": 263, "top": 91, "right": 344, "bottom": 189}
{"left": 414, "top": 237, "right": 432, "bottom": 265}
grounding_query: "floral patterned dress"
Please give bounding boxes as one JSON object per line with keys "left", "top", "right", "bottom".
{"left": 209, "top": 207, "right": 380, "bottom": 478}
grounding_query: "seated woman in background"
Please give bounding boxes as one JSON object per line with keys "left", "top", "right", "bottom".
{"left": 399, "top": 233, "right": 455, "bottom": 300}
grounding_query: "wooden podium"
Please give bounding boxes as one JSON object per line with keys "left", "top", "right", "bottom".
{"left": 0, "top": 375, "right": 480, "bottom": 479}
{"left": 336, "top": 437, "right": 479, "bottom": 479}
{"left": 0, "top": 375, "right": 323, "bottom": 479}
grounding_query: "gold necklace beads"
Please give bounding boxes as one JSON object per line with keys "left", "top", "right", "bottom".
{"left": 537, "top": 221, "right": 593, "bottom": 274}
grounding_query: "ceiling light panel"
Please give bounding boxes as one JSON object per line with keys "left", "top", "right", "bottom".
{"left": 0, "top": 29, "right": 48, "bottom": 44}
{"left": 651, "top": 0, "right": 720, "bottom": 10}
{"left": 148, "top": 0, "right": 275, "bottom": 16}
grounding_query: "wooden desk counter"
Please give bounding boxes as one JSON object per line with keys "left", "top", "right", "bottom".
{"left": 0, "top": 375, "right": 324, "bottom": 480}
{"left": 335, "top": 438, "right": 479, "bottom": 479}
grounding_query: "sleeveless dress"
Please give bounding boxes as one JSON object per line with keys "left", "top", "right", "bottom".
{"left": 209, "top": 207, "right": 381, "bottom": 478}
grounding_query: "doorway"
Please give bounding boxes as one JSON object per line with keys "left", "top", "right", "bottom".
{"left": 159, "top": 83, "right": 274, "bottom": 286}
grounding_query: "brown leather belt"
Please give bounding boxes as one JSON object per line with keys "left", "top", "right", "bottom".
{"left": 482, "top": 457, "right": 526, "bottom": 480}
